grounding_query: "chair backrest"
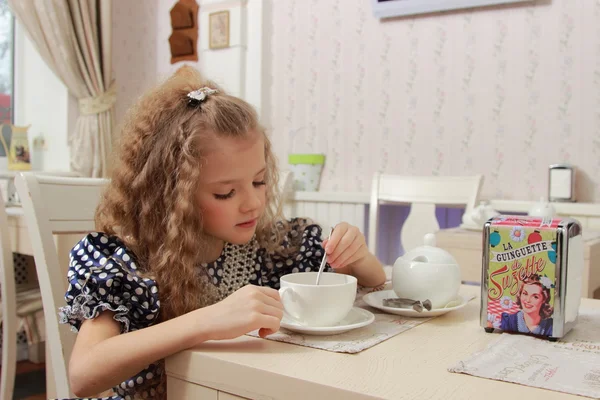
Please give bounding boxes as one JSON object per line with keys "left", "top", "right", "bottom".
{"left": 279, "top": 170, "right": 294, "bottom": 217}
{"left": 1, "top": 170, "right": 81, "bottom": 206}
{"left": 368, "top": 172, "right": 483, "bottom": 256}
{"left": 15, "top": 172, "right": 109, "bottom": 398}
{"left": 279, "top": 170, "right": 293, "bottom": 196}
{"left": 0, "top": 190, "right": 18, "bottom": 399}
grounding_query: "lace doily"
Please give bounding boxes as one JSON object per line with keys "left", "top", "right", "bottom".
{"left": 200, "top": 238, "right": 260, "bottom": 300}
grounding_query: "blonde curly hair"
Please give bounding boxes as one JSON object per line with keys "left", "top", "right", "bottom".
{"left": 95, "top": 66, "right": 283, "bottom": 322}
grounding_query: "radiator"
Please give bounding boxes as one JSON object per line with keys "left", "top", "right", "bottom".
{"left": 284, "top": 201, "right": 368, "bottom": 235}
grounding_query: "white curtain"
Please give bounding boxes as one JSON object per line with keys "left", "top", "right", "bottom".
{"left": 8, "top": 0, "right": 114, "bottom": 177}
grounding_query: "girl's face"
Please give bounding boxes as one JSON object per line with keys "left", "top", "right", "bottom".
{"left": 521, "top": 283, "right": 545, "bottom": 316}
{"left": 197, "top": 130, "right": 267, "bottom": 247}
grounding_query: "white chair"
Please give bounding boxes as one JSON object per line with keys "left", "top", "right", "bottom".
{"left": 0, "top": 189, "right": 19, "bottom": 400}
{"left": 1, "top": 170, "right": 80, "bottom": 400}
{"left": 368, "top": 172, "right": 483, "bottom": 256}
{"left": 279, "top": 170, "right": 293, "bottom": 196}
{"left": 15, "top": 173, "right": 108, "bottom": 398}
{"left": 279, "top": 170, "right": 294, "bottom": 217}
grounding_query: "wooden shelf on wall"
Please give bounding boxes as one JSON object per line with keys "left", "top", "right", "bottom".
{"left": 169, "top": 0, "right": 199, "bottom": 64}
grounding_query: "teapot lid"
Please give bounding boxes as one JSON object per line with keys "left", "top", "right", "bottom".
{"left": 533, "top": 196, "right": 550, "bottom": 206}
{"left": 402, "top": 233, "right": 458, "bottom": 265}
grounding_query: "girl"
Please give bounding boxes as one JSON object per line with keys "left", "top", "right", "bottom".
{"left": 60, "top": 66, "right": 386, "bottom": 400}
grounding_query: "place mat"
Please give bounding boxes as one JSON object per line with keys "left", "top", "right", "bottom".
{"left": 248, "top": 280, "right": 475, "bottom": 354}
{"left": 449, "top": 310, "right": 600, "bottom": 398}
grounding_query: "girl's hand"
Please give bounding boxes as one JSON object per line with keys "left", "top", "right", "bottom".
{"left": 202, "top": 285, "right": 284, "bottom": 340}
{"left": 322, "top": 222, "right": 369, "bottom": 270}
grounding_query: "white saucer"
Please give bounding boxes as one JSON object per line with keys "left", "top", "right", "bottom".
{"left": 280, "top": 307, "right": 375, "bottom": 335}
{"left": 459, "top": 223, "right": 482, "bottom": 231}
{"left": 362, "top": 290, "right": 469, "bottom": 318}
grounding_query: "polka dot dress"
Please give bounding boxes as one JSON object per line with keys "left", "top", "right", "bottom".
{"left": 59, "top": 218, "right": 331, "bottom": 400}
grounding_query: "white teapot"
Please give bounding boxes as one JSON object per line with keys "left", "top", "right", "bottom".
{"left": 462, "top": 200, "right": 499, "bottom": 228}
{"left": 392, "top": 234, "right": 461, "bottom": 309}
{"left": 528, "top": 197, "right": 556, "bottom": 218}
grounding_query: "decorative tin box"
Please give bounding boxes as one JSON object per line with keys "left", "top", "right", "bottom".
{"left": 480, "top": 215, "right": 583, "bottom": 341}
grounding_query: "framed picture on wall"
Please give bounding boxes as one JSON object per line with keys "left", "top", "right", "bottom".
{"left": 371, "top": 0, "right": 533, "bottom": 18}
{"left": 209, "top": 10, "right": 230, "bottom": 50}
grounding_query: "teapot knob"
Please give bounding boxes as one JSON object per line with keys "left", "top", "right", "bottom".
{"left": 424, "top": 233, "right": 436, "bottom": 247}
{"left": 538, "top": 196, "right": 547, "bottom": 207}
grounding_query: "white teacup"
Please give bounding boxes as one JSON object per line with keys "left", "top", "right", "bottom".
{"left": 279, "top": 272, "right": 357, "bottom": 327}
{"left": 464, "top": 201, "right": 500, "bottom": 227}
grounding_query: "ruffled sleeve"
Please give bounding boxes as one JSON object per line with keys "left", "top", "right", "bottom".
{"left": 59, "top": 232, "right": 160, "bottom": 333}
{"left": 264, "top": 218, "right": 333, "bottom": 283}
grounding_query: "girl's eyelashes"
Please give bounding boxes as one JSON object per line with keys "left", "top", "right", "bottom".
{"left": 213, "top": 182, "right": 265, "bottom": 200}
{"left": 214, "top": 190, "right": 235, "bottom": 200}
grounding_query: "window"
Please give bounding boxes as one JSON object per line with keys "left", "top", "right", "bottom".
{"left": 0, "top": 0, "right": 14, "bottom": 158}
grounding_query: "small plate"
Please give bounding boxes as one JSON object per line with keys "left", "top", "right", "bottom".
{"left": 280, "top": 307, "right": 375, "bottom": 335}
{"left": 362, "top": 290, "right": 470, "bottom": 318}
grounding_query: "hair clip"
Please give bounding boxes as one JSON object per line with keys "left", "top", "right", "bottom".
{"left": 187, "top": 87, "right": 218, "bottom": 107}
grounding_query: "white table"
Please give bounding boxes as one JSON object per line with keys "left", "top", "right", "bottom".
{"left": 165, "top": 285, "right": 600, "bottom": 400}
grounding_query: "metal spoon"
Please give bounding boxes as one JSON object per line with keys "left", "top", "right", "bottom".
{"left": 315, "top": 227, "right": 334, "bottom": 285}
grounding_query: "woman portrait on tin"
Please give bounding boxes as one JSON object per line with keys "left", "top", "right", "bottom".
{"left": 500, "top": 274, "right": 554, "bottom": 336}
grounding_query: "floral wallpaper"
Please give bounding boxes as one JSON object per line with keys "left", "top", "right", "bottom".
{"left": 267, "top": 0, "right": 600, "bottom": 201}
{"left": 112, "top": 1, "right": 189, "bottom": 127}
{"left": 112, "top": 1, "right": 160, "bottom": 126}
{"left": 113, "top": 0, "right": 600, "bottom": 202}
